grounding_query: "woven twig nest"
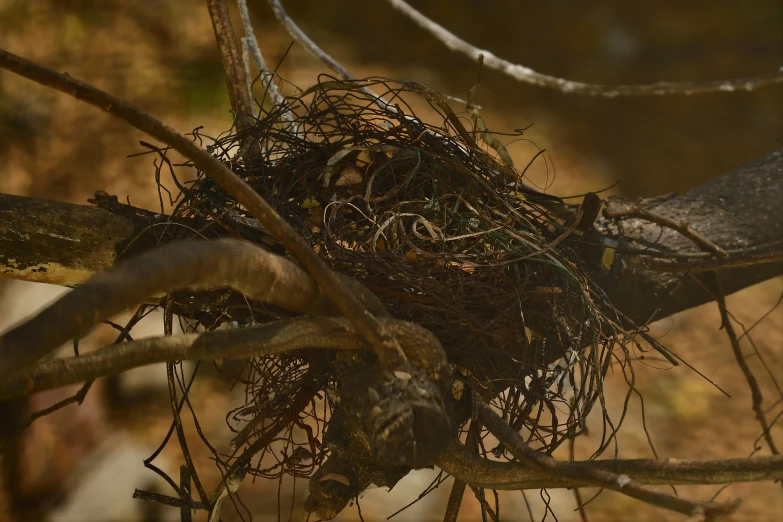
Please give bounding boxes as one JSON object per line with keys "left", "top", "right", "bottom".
{"left": 122, "top": 77, "right": 633, "bottom": 483}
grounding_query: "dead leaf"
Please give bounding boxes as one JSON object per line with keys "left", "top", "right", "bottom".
{"left": 355, "top": 149, "right": 372, "bottom": 167}
{"left": 335, "top": 166, "right": 363, "bottom": 187}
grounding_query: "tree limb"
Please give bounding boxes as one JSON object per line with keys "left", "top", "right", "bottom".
{"left": 0, "top": 238, "right": 390, "bottom": 382}
{"left": 3, "top": 151, "right": 781, "bottom": 328}
{"left": 0, "top": 193, "right": 133, "bottom": 286}
{"left": 591, "top": 148, "right": 783, "bottom": 326}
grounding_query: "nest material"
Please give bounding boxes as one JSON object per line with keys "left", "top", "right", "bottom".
{"left": 125, "top": 77, "right": 634, "bottom": 481}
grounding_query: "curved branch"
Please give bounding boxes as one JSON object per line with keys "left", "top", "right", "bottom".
{"left": 436, "top": 440, "right": 783, "bottom": 490}
{"left": 0, "top": 48, "right": 408, "bottom": 375}
{"left": 0, "top": 239, "right": 388, "bottom": 382}
{"left": 0, "top": 316, "right": 447, "bottom": 399}
{"left": 387, "top": 0, "right": 783, "bottom": 97}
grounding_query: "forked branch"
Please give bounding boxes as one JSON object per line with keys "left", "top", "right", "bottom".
{"left": 0, "top": 48, "right": 408, "bottom": 374}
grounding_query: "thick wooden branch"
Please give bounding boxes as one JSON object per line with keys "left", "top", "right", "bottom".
{"left": 591, "top": 148, "right": 783, "bottom": 325}
{"left": 0, "top": 193, "right": 134, "bottom": 286}
{"left": 3, "top": 151, "right": 782, "bottom": 329}
{"left": 0, "top": 238, "right": 391, "bottom": 382}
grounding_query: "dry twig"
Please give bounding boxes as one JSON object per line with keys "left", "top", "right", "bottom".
{"left": 387, "top": 0, "right": 783, "bottom": 97}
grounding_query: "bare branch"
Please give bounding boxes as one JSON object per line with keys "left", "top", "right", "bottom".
{"left": 0, "top": 238, "right": 389, "bottom": 382}
{"left": 592, "top": 148, "right": 783, "bottom": 326}
{"left": 206, "top": 0, "right": 254, "bottom": 122}
{"left": 712, "top": 275, "right": 780, "bottom": 456}
{"left": 477, "top": 401, "right": 738, "bottom": 518}
{"left": 0, "top": 48, "right": 408, "bottom": 375}
{"left": 0, "top": 316, "right": 446, "bottom": 400}
{"left": 387, "top": 0, "right": 783, "bottom": 97}
{"left": 264, "top": 0, "right": 399, "bottom": 113}
{"left": 437, "top": 440, "right": 783, "bottom": 490}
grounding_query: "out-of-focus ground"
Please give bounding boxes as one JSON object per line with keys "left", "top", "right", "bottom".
{"left": 0, "top": 1, "right": 781, "bottom": 520}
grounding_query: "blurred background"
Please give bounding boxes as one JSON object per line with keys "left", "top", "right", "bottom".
{"left": 0, "top": 0, "right": 781, "bottom": 520}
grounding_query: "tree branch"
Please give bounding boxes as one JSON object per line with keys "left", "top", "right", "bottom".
{"left": 387, "top": 0, "right": 783, "bottom": 97}
{"left": 0, "top": 316, "right": 446, "bottom": 400}
{"left": 0, "top": 238, "right": 390, "bottom": 382}
{"left": 206, "top": 0, "right": 254, "bottom": 124}
{"left": 476, "top": 401, "right": 738, "bottom": 518}
{"left": 3, "top": 150, "right": 781, "bottom": 328}
{"left": 437, "top": 440, "right": 783, "bottom": 490}
{"left": 591, "top": 148, "right": 783, "bottom": 326}
{"left": 0, "top": 48, "right": 408, "bottom": 376}
{"left": 0, "top": 193, "right": 134, "bottom": 286}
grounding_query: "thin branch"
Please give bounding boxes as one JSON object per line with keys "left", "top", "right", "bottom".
{"left": 387, "top": 0, "right": 783, "bottom": 97}
{"left": 712, "top": 275, "right": 780, "bottom": 456}
{"left": 264, "top": 0, "right": 398, "bottom": 113}
{"left": 0, "top": 238, "right": 387, "bottom": 382}
{"left": 437, "top": 440, "right": 783, "bottom": 489}
{"left": 476, "top": 402, "right": 739, "bottom": 518}
{"left": 628, "top": 250, "right": 783, "bottom": 274}
{"left": 0, "top": 316, "right": 447, "bottom": 400}
{"left": 603, "top": 202, "right": 727, "bottom": 257}
{"left": 235, "top": 0, "right": 288, "bottom": 112}
{"left": 0, "top": 48, "right": 408, "bottom": 378}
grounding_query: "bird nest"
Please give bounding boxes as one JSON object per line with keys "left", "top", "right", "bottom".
{"left": 125, "top": 77, "right": 636, "bottom": 486}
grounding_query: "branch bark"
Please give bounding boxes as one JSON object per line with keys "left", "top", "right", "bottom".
{"left": 3, "top": 151, "right": 781, "bottom": 328}
{"left": 590, "top": 148, "right": 783, "bottom": 326}
{"left": 0, "top": 48, "right": 408, "bottom": 375}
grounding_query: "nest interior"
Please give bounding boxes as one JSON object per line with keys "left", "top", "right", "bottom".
{"left": 117, "top": 77, "right": 637, "bottom": 482}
